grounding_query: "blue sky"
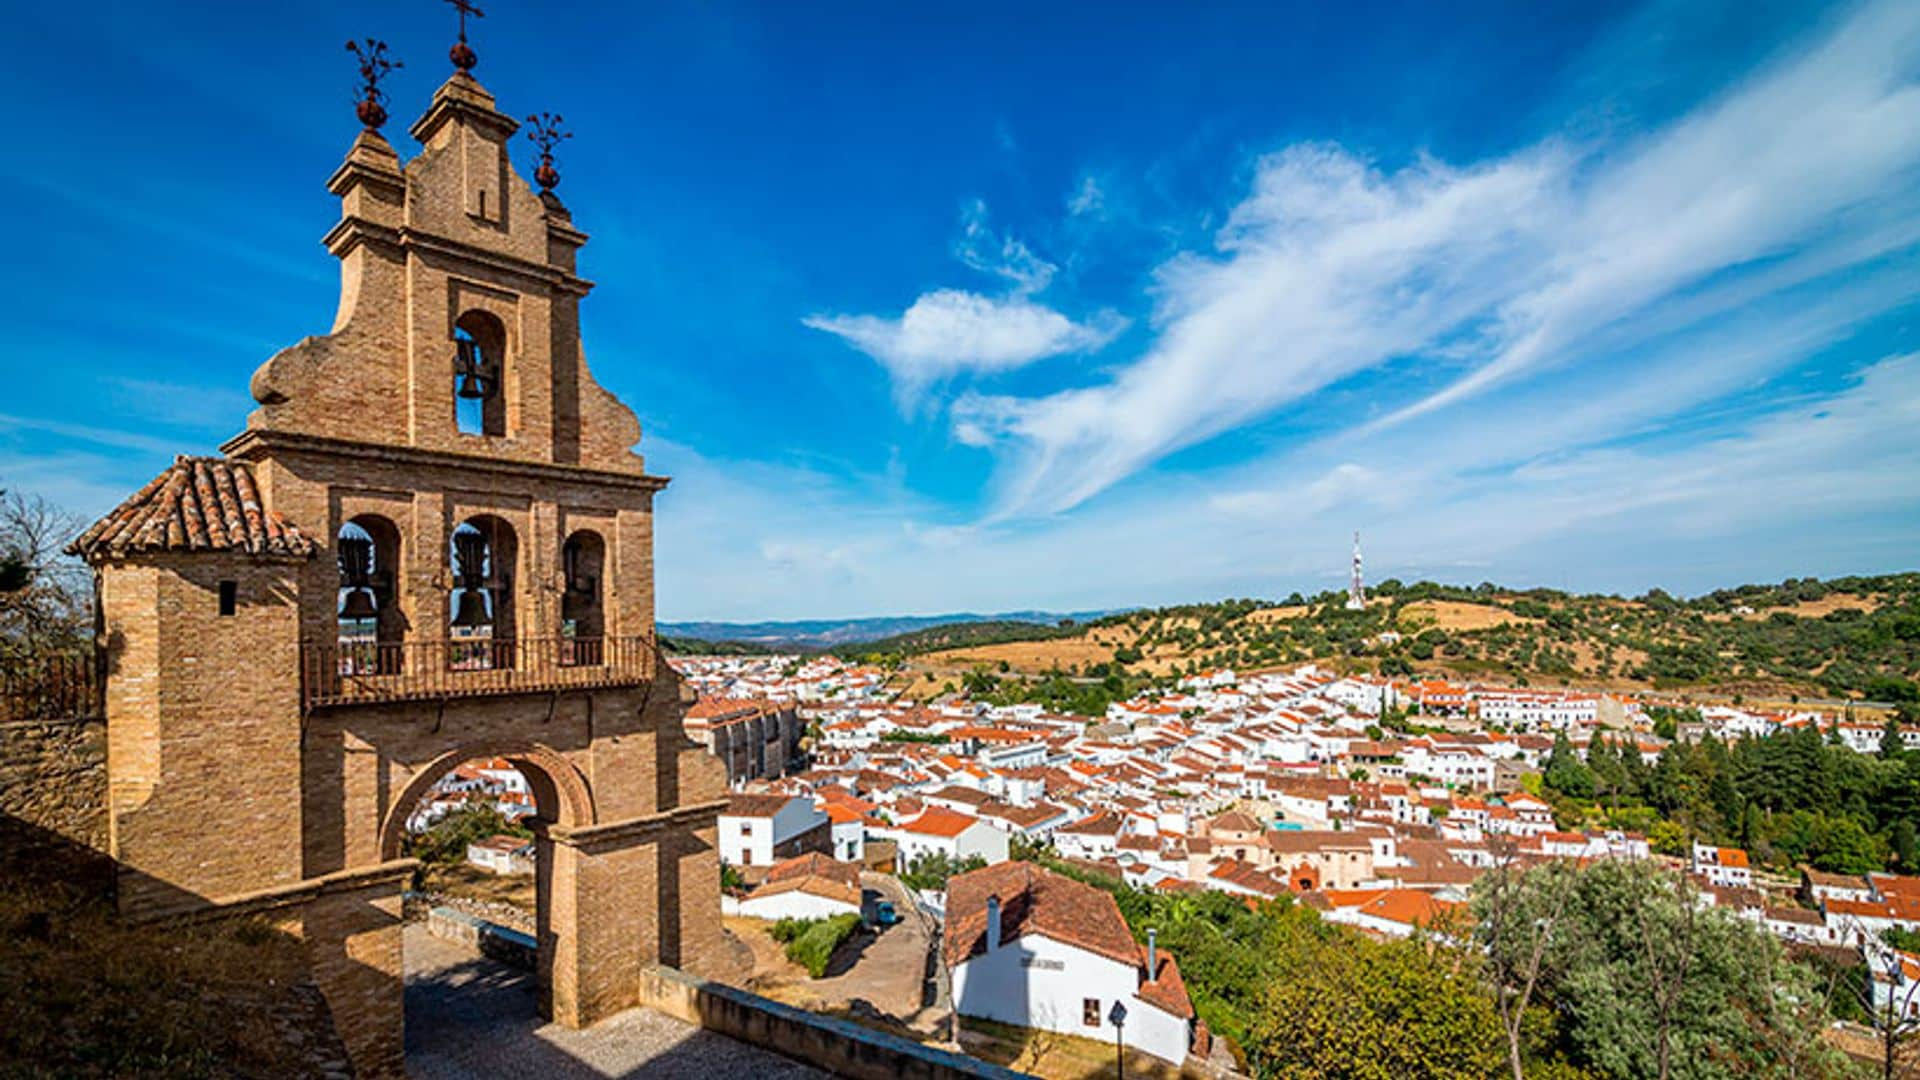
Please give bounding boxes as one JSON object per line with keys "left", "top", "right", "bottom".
{"left": 2, "top": 1, "right": 1917, "bottom": 621}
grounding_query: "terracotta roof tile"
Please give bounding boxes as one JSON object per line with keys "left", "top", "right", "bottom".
{"left": 901, "top": 805, "right": 982, "bottom": 838}
{"left": 943, "top": 862, "right": 1139, "bottom": 970}
{"left": 69, "top": 456, "right": 316, "bottom": 561}
{"left": 1137, "top": 947, "right": 1195, "bottom": 1019}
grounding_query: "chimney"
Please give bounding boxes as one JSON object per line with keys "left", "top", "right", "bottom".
{"left": 985, "top": 895, "right": 1002, "bottom": 953}
{"left": 1147, "top": 928, "right": 1158, "bottom": 978}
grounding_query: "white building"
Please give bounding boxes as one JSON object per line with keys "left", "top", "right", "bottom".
{"left": 728, "top": 852, "right": 864, "bottom": 922}
{"left": 719, "top": 793, "right": 830, "bottom": 868}
{"left": 1867, "top": 948, "right": 1920, "bottom": 1025}
{"left": 465, "top": 834, "right": 533, "bottom": 875}
{"left": 822, "top": 803, "right": 868, "bottom": 863}
{"left": 882, "top": 805, "right": 1010, "bottom": 870}
{"left": 945, "top": 862, "right": 1198, "bottom": 1067}
{"left": 1691, "top": 843, "right": 1753, "bottom": 889}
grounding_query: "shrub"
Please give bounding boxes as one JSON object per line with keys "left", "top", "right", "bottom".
{"left": 779, "top": 913, "right": 862, "bottom": 977}
{"left": 768, "top": 916, "right": 811, "bottom": 944}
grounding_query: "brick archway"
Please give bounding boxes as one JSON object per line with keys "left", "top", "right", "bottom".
{"left": 377, "top": 740, "right": 595, "bottom": 862}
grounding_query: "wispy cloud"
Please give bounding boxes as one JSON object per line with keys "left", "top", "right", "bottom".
{"left": 954, "top": 199, "right": 1056, "bottom": 294}
{"left": 652, "top": 352, "right": 1920, "bottom": 620}
{"left": 804, "top": 200, "right": 1127, "bottom": 404}
{"left": 954, "top": 0, "right": 1920, "bottom": 517}
{"left": 1067, "top": 175, "right": 1105, "bottom": 217}
{"left": 803, "top": 291, "right": 1124, "bottom": 399}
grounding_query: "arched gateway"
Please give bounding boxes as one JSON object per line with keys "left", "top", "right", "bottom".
{"left": 66, "top": 42, "right": 726, "bottom": 1079}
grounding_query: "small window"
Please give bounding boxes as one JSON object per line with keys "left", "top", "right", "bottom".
{"left": 218, "top": 581, "right": 238, "bottom": 616}
{"left": 1083, "top": 998, "right": 1100, "bottom": 1027}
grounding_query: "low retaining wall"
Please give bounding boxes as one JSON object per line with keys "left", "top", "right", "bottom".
{"left": 424, "top": 905, "right": 538, "bottom": 970}
{"left": 638, "top": 965, "right": 1031, "bottom": 1080}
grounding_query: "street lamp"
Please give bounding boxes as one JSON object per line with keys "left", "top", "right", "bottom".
{"left": 1108, "top": 999, "right": 1128, "bottom": 1079}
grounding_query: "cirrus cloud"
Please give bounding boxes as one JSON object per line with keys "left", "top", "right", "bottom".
{"left": 802, "top": 289, "right": 1124, "bottom": 397}
{"left": 956, "top": 0, "right": 1920, "bottom": 518}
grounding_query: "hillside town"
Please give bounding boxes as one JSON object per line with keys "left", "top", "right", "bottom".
{"left": 479, "top": 651, "right": 1920, "bottom": 1068}
{"left": 6, "top": 2, "right": 1920, "bottom": 1077}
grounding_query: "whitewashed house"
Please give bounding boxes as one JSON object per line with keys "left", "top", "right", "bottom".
{"left": 945, "top": 862, "right": 1198, "bottom": 1067}
{"left": 729, "top": 852, "right": 864, "bottom": 921}
{"left": 1691, "top": 843, "right": 1753, "bottom": 889}
{"left": 719, "top": 793, "right": 831, "bottom": 868}
{"left": 883, "top": 805, "right": 1009, "bottom": 869}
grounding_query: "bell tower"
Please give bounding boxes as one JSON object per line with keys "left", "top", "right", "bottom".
{"left": 244, "top": 56, "right": 627, "bottom": 472}
{"left": 73, "top": 21, "right": 727, "bottom": 1078}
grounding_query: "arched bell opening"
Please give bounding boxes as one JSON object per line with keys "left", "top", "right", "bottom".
{"left": 452, "top": 309, "right": 508, "bottom": 438}
{"left": 559, "top": 530, "right": 605, "bottom": 667}
{"left": 449, "top": 515, "right": 517, "bottom": 670}
{"left": 337, "top": 515, "right": 403, "bottom": 673}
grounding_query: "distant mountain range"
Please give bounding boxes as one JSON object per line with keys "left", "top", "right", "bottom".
{"left": 657, "top": 610, "right": 1117, "bottom": 651}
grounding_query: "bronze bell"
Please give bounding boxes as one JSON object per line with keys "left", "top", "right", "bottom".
{"left": 338, "top": 535, "right": 374, "bottom": 584}
{"left": 339, "top": 587, "right": 380, "bottom": 621}
{"left": 454, "top": 338, "right": 494, "bottom": 400}
{"left": 451, "top": 589, "right": 491, "bottom": 628}
{"left": 456, "top": 368, "right": 487, "bottom": 400}
{"left": 562, "top": 584, "right": 595, "bottom": 622}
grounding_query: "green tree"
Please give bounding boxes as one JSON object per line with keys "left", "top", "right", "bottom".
{"left": 1497, "top": 859, "right": 1853, "bottom": 1080}
{"left": 404, "top": 797, "right": 531, "bottom": 867}
{"left": 1544, "top": 732, "right": 1597, "bottom": 801}
{"left": 1250, "top": 920, "right": 1503, "bottom": 1079}
{"left": 1474, "top": 856, "right": 1578, "bottom": 1080}
{"left": 1882, "top": 719, "right": 1907, "bottom": 761}
{"left": 900, "top": 851, "right": 985, "bottom": 891}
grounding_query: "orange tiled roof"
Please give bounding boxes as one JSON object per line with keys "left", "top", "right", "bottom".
{"left": 69, "top": 456, "right": 317, "bottom": 561}
{"left": 901, "top": 805, "right": 981, "bottom": 838}
{"left": 1137, "top": 946, "right": 1195, "bottom": 1019}
{"left": 944, "top": 861, "right": 1154, "bottom": 976}
{"left": 1321, "top": 887, "right": 1464, "bottom": 928}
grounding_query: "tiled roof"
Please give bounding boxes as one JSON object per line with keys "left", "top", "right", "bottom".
{"left": 1137, "top": 947, "right": 1195, "bottom": 1019}
{"left": 943, "top": 861, "right": 1142, "bottom": 971}
{"left": 724, "top": 793, "right": 800, "bottom": 818}
{"left": 1210, "top": 810, "right": 1261, "bottom": 834}
{"left": 900, "top": 805, "right": 982, "bottom": 838}
{"left": 751, "top": 852, "right": 863, "bottom": 906}
{"left": 69, "top": 456, "right": 316, "bottom": 561}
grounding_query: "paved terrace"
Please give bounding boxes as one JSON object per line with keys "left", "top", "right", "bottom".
{"left": 404, "top": 924, "right": 827, "bottom": 1079}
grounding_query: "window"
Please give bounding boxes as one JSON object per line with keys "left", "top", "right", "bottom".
{"left": 1083, "top": 999, "right": 1101, "bottom": 1027}
{"left": 218, "top": 580, "right": 237, "bottom": 616}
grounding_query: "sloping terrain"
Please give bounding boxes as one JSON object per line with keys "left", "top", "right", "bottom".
{"left": 889, "top": 573, "right": 1920, "bottom": 699}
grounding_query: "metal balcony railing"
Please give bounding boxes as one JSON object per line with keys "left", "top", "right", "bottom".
{"left": 300, "top": 634, "right": 656, "bottom": 711}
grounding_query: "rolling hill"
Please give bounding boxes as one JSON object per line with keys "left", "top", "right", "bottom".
{"left": 657, "top": 609, "right": 1111, "bottom": 651}
{"left": 871, "top": 573, "right": 1920, "bottom": 703}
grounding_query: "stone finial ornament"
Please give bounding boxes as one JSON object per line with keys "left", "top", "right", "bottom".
{"left": 527, "top": 111, "right": 572, "bottom": 191}
{"left": 345, "top": 38, "right": 402, "bottom": 130}
{"left": 445, "top": 0, "right": 485, "bottom": 72}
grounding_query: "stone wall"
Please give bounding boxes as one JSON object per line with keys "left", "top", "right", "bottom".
{"left": 0, "top": 712, "right": 107, "bottom": 856}
{"left": 637, "top": 964, "right": 1033, "bottom": 1080}
{"left": 425, "top": 904, "right": 539, "bottom": 969}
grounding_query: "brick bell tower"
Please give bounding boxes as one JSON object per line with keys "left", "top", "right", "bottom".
{"left": 69, "top": 25, "right": 726, "bottom": 1077}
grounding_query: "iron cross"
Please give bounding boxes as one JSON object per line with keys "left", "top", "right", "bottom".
{"left": 445, "top": 0, "right": 485, "bottom": 43}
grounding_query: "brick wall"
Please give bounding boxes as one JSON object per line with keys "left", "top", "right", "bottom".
{"left": 99, "top": 552, "right": 306, "bottom": 916}
{"left": 0, "top": 712, "right": 107, "bottom": 858}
